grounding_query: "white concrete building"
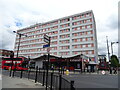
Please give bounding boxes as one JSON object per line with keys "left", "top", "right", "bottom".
{"left": 14, "top": 10, "right": 98, "bottom": 62}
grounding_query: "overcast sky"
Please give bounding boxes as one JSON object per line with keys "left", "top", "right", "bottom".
{"left": 0, "top": 0, "right": 119, "bottom": 58}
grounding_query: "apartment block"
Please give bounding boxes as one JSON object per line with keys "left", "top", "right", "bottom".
{"left": 14, "top": 10, "right": 98, "bottom": 62}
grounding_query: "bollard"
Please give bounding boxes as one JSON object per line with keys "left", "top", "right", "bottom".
{"left": 50, "top": 73, "right": 53, "bottom": 90}
{"left": 20, "top": 70, "right": 23, "bottom": 78}
{"left": 35, "top": 66, "right": 38, "bottom": 83}
{"left": 39, "top": 68, "right": 41, "bottom": 74}
{"left": 42, "top": 71, "right": 45, "bottom": 86}
{"left": 12, "top": 69, "right": 15, "bottom": 77}
{"left": 63, "top": 68, "right": 64, "bottom": 75}
{"left": 52, "top": 68, "right": 54, "bottom": 73}
{"left": 110, "top": 68, "right": 112, "bottom": 74}
{"left": 9, "top": 67, "right": 12, "bottom": 77}
{"left": 59, "top": 74, "right": 62, "bottom": 90}
{"left": 28, "top": 68, "right": 31, "bottom": 79}
{"left": 13, "top": 62, "right": 17, "bottom": 77}
{"left": 70, "top": 80, "right": 75, "bottom": 90}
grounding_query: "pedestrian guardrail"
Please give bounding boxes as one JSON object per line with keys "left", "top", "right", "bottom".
{"left": 9, "top": 66, "right": 75, "bottom": 90}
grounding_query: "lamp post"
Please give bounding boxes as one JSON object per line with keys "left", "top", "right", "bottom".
{"left": 28, "top": 56, "right": 30, "bottom": 68}
{"left": 13, "top": 31, "right": 27, "bottom": 57}
{"left": 111, "top": 42, "right": 119, "bottom": 55}
{"left": 80, "top": 54, "right": 84, "bottom": 73}
{"left": 106, "top": 36, "right": 110, "bottom": 61}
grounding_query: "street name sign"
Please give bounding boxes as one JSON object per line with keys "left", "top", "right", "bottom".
{"left": 43, "top": 44, "right": 50, "bottom": 48}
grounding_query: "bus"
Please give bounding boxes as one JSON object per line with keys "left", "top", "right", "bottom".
{"left": 2, "top": 57, "right": 28, "bottom": 70}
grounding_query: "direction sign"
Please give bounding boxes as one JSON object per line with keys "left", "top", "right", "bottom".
{"left": 44, "top": 34, "right": 50, "bottom": 43}
{"left": 43, "top": 44, "right": 50, "bottom": 48}
{"left": 44, "top": 38, "right": 50, "bottom": 43}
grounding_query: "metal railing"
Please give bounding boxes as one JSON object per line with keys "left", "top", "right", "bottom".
{"left": 10, "top": 66, "right": 75, "bottom": 90}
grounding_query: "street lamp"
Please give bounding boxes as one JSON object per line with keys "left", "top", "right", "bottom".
{"left": 80, "top": 54, "right": 84, "bottom": 73}
{"left": 13, "top": 31, "right": 27, "bottom": 57}
{"left": 111, "top": 42, "right": 119, "bottom": 55}
{"left": 28, "top": 56, "right": 30, "bottom": 68}
{"left": 106, "top": 36, "right": 110, "bottom": 61}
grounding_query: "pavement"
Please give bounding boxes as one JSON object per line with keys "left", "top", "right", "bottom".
{"left": 2, "top": 74, "right": 45, "bottom": 89}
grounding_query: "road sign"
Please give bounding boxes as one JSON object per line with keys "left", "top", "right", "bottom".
{"left": 101, "top": 70, "right": 105, "bottom": 75}
{"left": 44, "top": 38, "right": 50, "bottom": 43}
{"left": 43, "top": 44, "right": 50, "bottom": 48}
{"left": 44, "top": 34, "right": 50, "bottom": 43}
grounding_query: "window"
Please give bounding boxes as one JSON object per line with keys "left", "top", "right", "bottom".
{"left": 86, "top": 51, "right": 88, "bottom": 54}
{"left": 91, "top": 43, "right": 94, "bottom": 47}
{"left": 54, "top": 52, "right": 57, "bottom": 55}
{"left": 87, "top": 19, "right": 90, "bottom": 22}
{"left": 91, "top": 30, "right": 93, "bottom": 34}
{"left": 87, "top": 31, "right": 91, "bottom": 34}
{"left": 81, "top": 14, "right": 84, "bottom": 18}
{"left": 73, "top": 27, "right": 77, "bottom": 31}
{"left": 80, "top": 26, "right": 82, "bottom": 29}
{"left": 90, "top": 19, "right": 92, "bottom": 22}
{"left": 87, "top": 25, "right": 91, "bottom": 28}
{"left": 86, "top": 13, "right": 89, "bottom": 17}
{"left": 72, "top": 16, "right": 77, "bottom": 20}
{"left": 74, "top": 39, "right": 77, "bottom": 42}
{"left": 77, "top": 27, "right": 80, "bottom": 30}
{"left": 82, "top": 32, "right": 85, "bottom": 35}
{"left": 88, "top": 51, "right": 92, "bottom": 54}
{"left": 82, "top": 38, "right": 86, "bottom": 41}
{"left": 90, "top": 24, "right": 92, "bottom": 28}
{"left": 82, "top": 20, "right": 84, "bottom": 23}
{"left": 82, "top": 26, "right": 85, "bottom": 29}
{"left": 91, "top": 37, "right": 93, "bottom": 40}
{"left": 83, "top": 44, "right": 86, "bottom": 48}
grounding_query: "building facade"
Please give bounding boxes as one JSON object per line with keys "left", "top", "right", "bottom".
{"left": 14, "top": 10, "right": 98, "bottom": 62}
{"left": 0, "top": 49, "right": 14, "bottom": 68}
{"left": 0, "top": 49, "right": 14, "bottom": 58}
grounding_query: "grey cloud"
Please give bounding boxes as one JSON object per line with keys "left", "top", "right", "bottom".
{"left": 1, "top": 29, "right": 16, "bottom": 50}
{"left": 98, "top": 47, "right": 107, "bottom": 55}
{"left": 107, "top": 14, "right": 118, "bottom": 30}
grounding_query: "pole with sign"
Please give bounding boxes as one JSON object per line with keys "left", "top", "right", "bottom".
{"left": 43, "top": 34, "right": 51, "bottom": 90}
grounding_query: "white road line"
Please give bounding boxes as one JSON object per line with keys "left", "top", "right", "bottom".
{"left": 0, "top": 74, "right": 1, "bottom": 80}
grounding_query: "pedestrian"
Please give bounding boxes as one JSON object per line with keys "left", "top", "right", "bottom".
{"left": 109, "top": 67, "right": 112, "bottom": 74}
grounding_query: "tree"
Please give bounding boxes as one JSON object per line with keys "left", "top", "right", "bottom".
{"left": 110, "top": 55, "right": 119, "bottom": 67}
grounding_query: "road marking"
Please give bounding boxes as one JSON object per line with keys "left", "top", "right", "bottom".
{"left": 0, "top": 74, "right": 1, "bottom": 80}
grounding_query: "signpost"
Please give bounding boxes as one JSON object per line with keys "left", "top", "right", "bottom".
{"left": 44, "top": 34, "right": 50, "bottom": 43}
{"left": 43, "top": 34, "right": 51, "bottom": 90}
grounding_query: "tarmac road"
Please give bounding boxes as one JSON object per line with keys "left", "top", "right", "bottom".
{"left": 63, "top": 74, "right": 118, "bottom": 88}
